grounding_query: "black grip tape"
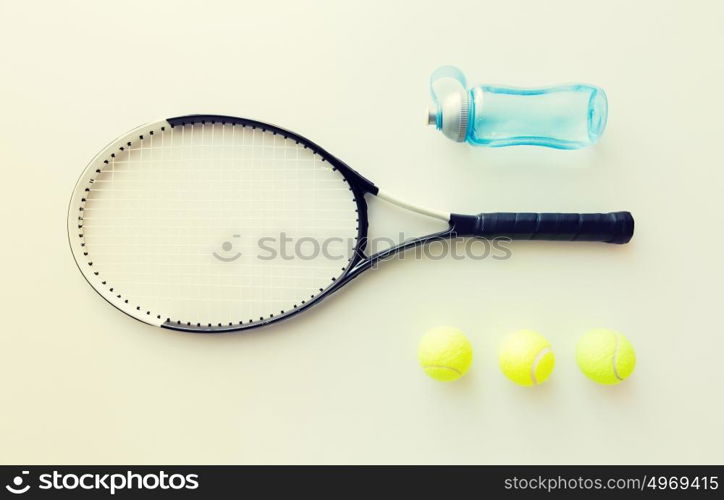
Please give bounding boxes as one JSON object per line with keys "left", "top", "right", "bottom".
{"left": 451, "top": 212, "right": 634, "bottom": 244}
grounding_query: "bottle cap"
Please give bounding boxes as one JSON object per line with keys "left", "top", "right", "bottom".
{"left": 427, "top": 66, "right": 470, "bottom": 142}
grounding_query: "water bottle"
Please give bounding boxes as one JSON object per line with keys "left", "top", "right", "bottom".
{"left": 427, "top": 66, "right": 607, "bottom": 149}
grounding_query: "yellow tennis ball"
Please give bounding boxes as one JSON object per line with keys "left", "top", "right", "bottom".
{"left": 498, "top": 330, "right": 555, "bottom": 386}
{"left": 576, "top": 328, "right": 636, "bottom": 385}
{"left": 418, "top": 326, "right": 473, "bottom": 381}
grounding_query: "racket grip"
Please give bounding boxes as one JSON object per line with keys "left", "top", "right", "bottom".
{"left": 452, "top": 212, "right": 634, "bottom": 244}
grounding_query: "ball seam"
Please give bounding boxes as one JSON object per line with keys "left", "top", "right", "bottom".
{"left": 423, "top": 364, "right": 462, "bottom": 376}
{"left": 612, "top": 334, "right": 623, "bottom": 381}
{"left": 530, "top": 346, "right": 551, "bottom": 385}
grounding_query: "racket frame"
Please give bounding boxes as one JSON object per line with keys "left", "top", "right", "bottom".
{"left": 69, "top": 115, "right": 458, "bottom": 333}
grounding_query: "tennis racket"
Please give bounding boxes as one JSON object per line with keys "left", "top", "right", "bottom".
{"left": 68, "top": 115, "right": 634, "bottom": 333}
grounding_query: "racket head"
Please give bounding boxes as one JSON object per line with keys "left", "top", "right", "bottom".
{"left": 68, "top": 115, "right": 375, "bottom": 332}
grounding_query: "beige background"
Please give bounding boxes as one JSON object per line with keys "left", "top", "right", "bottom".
{"left": 1, "top": 0, "right": 723, "bottom": 464}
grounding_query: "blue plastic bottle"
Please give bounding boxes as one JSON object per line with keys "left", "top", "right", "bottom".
{"left": 427, "top": 66, "right": 607, "bottom": 149}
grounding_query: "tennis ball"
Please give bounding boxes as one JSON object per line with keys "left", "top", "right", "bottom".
{"left": 576, "top": 328, "right": 636, "bottom": 385}
{"left": 418, "top": 326, "right": 473, "bottom": 381}
{"left": 498, "top": 330, "right": 555, "bottom": 386}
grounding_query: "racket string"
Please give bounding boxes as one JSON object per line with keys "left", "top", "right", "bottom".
{"left": 80, "top": 121, "right": 360, "bottom": 326}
